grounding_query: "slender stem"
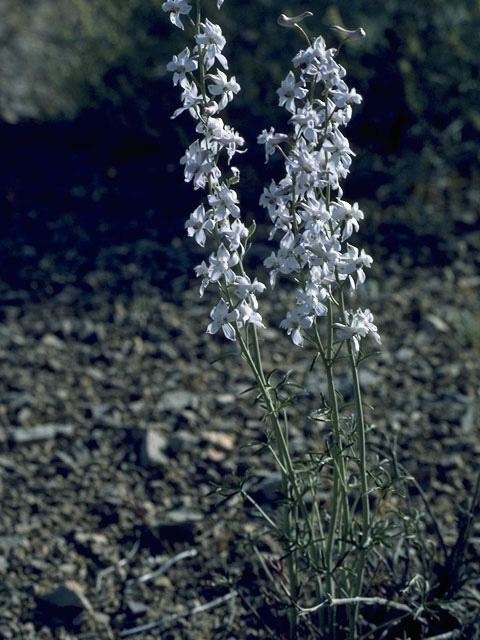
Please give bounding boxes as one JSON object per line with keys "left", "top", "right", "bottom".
{"left": 337, "top": 291, "right": 370, "bottom": 640}
{"left": 315, "top": 299, "right": 352, "bottom": 636}
{"left": 233, "top": 330, "right": 312, "bottom": 638}
{"left": 241, "top": 490, "right": 281, "bottom": 531}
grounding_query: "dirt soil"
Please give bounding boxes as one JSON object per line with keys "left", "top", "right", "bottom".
{"left": 1, "top": 125, "right": 480, "bottom": 640}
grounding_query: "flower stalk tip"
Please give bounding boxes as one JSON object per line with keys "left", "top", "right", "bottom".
{"left": 330, "top": 25, "right": 366, "bottom": 41}
{"left": 277, "top": 12, "right": 313, "bottom": 28}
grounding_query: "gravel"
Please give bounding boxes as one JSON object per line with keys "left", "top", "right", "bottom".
{"left": 0, "top": 197, "right": 479, "bottom": 638}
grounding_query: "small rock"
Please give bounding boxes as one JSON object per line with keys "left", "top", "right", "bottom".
{"left": 93, "top": 611, "right": 111, "bottom": 626}
{"left": 461, "top": 402, "right": 476, "bottom": 433}
{"left": 140, "top": 431, "right": 169, "bottom": 467}
{"left": 204, "top": 448, "right": 225, "bottom": 462}
{"left": 424, "top": 313, "right": 449, "bottom": 332}
{"left": 157, "top": 390, "right": 198, "bottom": 413}
{"left": 59, "top": 563, "right": 77, "bottom": 576}
{"left": 0, "top": 555, "right": 8, "bottom": 573}
{"left": 0, "top": 535, "right": 26, "bottom": 552}
{"left": 9, "top": 423, "right": 74, "bottom": 444}
{"left": 89, "top": 404, "right": 111, "bottom": 420}
{"left": 202, "top": 430, "right": 235, "bottom": 451}
{"left": 126, "top": 600, "right": 148, "bottom": 616}
{"left": 216, "top": 393, "right": 236, "bottom": 406}
{"left": 41, "top": 333, "right": 65, "bottom": 348}
{"left": 85, "top": 367, "right": 105, "bottom": 382}
{"left": 395, "top": 346, "right": 415, "bottom": 363}
{"left": 0, "top": 455, "right": 15, "bottom": 470}
{"left": 166, "top": 509, "right": 203, "bottom": 523}
{"left": 17, "top": 407, "right": 32, "bottom": 425}
{"left": 168, "top": 429, "right": 198, "bottom": 454}
{"left": 30, "top": 558, "right": 49, "bottom": 572}
{"left": 37, "top": 581, "right": 92, "bottom": 626}
{"left": 74, "top": 532, "right": 109, "bottom": 557}
{"left": 157, "top": 342, "right": 178, "bottom": 359}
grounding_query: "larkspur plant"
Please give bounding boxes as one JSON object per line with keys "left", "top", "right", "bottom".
{"left": 163, "top": 2, "right": 388, "bottom": 638}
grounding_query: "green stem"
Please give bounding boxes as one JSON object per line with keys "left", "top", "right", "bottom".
{"left": 338, "top": 291, "right": 371, "bottom": 640}
{"left": 235, "top": 329, "right": 321, "bottom": 638}
{"left": 321, "top": 300, "right": 351, "bottom": 637}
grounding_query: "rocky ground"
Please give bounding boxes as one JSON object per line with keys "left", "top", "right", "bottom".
{"left": 0, "top": 132, "right": 480, "bottom": 638}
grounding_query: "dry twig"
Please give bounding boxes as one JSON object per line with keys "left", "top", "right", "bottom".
{"left": 118, "top": 590, "right": 238, "bottom": 637}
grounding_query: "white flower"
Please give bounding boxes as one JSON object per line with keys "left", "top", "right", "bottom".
{"left": 161, "top": 0, "right": 192, "bottom": 30}
{"left": 277, "top": 71, "right": 308, "bottom": 114}
{"left": 293, "top": 50, "right": 319, "bottom": 76}
{"left": 257, "top": 127, "right": 289, "bottom": 162}
{"left": 336, "top": 244, "right": 373, "bottom": 289}
{"left": 264, "top": 243, "right": 301, "bottom": 287}
{"left": 195, "top": 19, "right": 228, "bottom": 70}
{"left": 324, "top": 128, "right": 354, "bottom": 180}
{"left": 296, "top": 284, "right": 328, "bottom": 317}
{"left": 289, "top": 105, "right": 324, "bottom": 144}
{"left": 167, "top": 47, "right": 198, "bottom": 88}
{"left": 334, "top": 309, "right": 381, "bottom": 356}
{"left": 207, "top": 300, "right": 239, "bottom": 341}
{"left": 232, "top": 275, "right": 266, "bottom": 308}
{"left": 185, "top": 204, "right": 215, "bottom": 246}
{"left": 280, "top": 306, "right": 313, "bottom": 346}
{"left": 208, "top": 184, "right": 240, "bottom": 220}
{"left": 330, "top": 87, "right": 362, "bottom": 108}
{"left": 208, "top": 244, "right": 238, "bottom": 283}
{"left": 194, "top": 260, "right": 210, "bottom": 296}
{"left": 171, "top": 80, "right": 202, "bottom": 119}
{"left": 237, "top": 301, "right": 265, "bottom": 329}
{"left": 217, "top": 0, "right": 225, "bottom": 7}
{"left": 197, "top": 117, "right": 245, "bottom": 163}
{"left": 331, "top": 200, "right": 364, "bottom": 240}
{"left": 219, "top": 219, "right": 249, "bottom": 252}
{"left": 288, "top": 139, "right": 323, "bottom": 178}
{"left": 259, "top": 179, "right": 292, "bottom": 221}
{"left": 180, "top": 139, "right": 216, "bottom": 189}
{"left": 299, "top": 195, "right": 330, "bottom": 226}
{"left": 207, "top": 70, "right": 240, "bottom": 110}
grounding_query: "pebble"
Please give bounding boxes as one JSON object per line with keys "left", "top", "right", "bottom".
{"left": 0, "top": 556, "right": 8, "bottom": 573}
{"left": 168, "top": 429, "right": 198, "bottom": 454}
{"left": 126, "top": 600, "right": 148, "bottom": 616}
{"left": 41, "top": 333, "right": 65, "bottom": 348}
{"left": 37, "top": 581, "right": 92, "bottom": 625}
{"left": 139, "top": 430, "right": 169, "bottom": 467}
{"left": 424, "top": 313, "right": 449, "bottom": 333}
{"left": 157, "top": 390, "right": 198, "bottom": 412}
{"left": 395, "top": 346, "right": 415, "bottom": 363}
{"left": 9, "top": 423, "right": 74, "bottom": 443}
{"left": 202, "top": 430, "right": 236, "bottom": 451}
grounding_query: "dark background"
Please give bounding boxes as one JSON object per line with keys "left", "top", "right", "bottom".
{"left": 0, "top": 0, "right": 479, "bottom": 298}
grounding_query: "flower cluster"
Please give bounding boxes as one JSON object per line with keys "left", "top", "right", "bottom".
{"left": 258, "top": 34, "right": 380, "bottom": 352}
{"left": 163, "top": 0, "right": 266, "bottom": 340}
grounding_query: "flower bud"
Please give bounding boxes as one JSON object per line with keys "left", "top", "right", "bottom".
{"left": 203, "top": 101, "right": 219, "bottom": 116}
{"left": 277, "top": 12, "right": 313, "bottom": 27}
{"left": 330, "top": 25, "right": 366, "bottom": 40}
